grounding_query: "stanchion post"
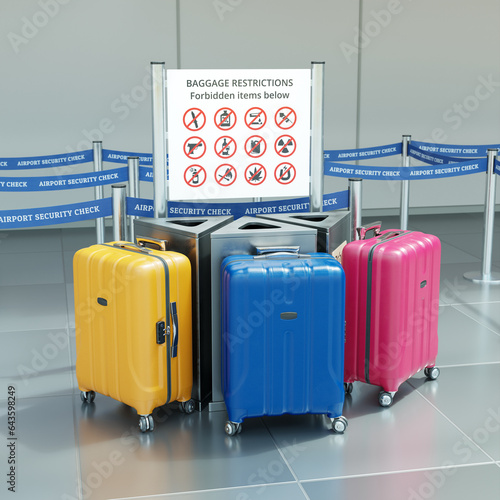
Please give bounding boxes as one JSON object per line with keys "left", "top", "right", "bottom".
{"left": 310, "top": 61, "right": 325, "bottom": 212}
{"left": 112, "top": 184, "right": 128, "bottom": 242}
{"left": 349, "top": 178, "right": 362, "bottom": 241}
{"left": 400, "top": 135, "right": 411, "bottom": 230}
{"left": 151, "top": 62, "right": 168, "bottom": 218}
{"left": 127, "top": 157, "right": 140, "bottom": 242}
{"left": 464, "top": 148, "right": 500, "bottom": 284}
{"left": 93, "top": 141, "right": 105, "bottom": 243}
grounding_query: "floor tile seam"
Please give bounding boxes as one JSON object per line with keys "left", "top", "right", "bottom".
{"left": 0, "top": 282, "right": 68, "bottom": 291}
{"left": 261, "top": 418, "right": 311, "bottom": 500}
{"left": 298, "top": 461, "right": 496, "bottom": 484}
{"left": 438, "top": 238, "right": 483, "bottom": 260}
{"left": 63, "top": 279, "right": 75, "bottom": 354}
{"left": 71, "top": 387, "right": 84, "bottom": 500}
{"left": 449, "top": 299, "right": 500, "bottom": 305}
{"left": 66, "top": 324, "right": 78, "bottom": 393}
{"left": 101, "top": 481, "right": 301, "bottom": 500}
{"left": 442, "top": 299, "right": 500, "bottom": 307}
{"left": 437, "top": 361, "right": 500, "bottom": 369}
{"left": 0, "top": 327, "right": 73, "bottom": 336}
{"left": 413, "top": 389, "right": 498, "bottom": 463}
{"left": 0, "top": 249, "right": 65, "bottom": 257}
{"left": 0, "top": 327, "right": 71, "bottom": 335}
{"left": 449, "top": 304, "right": 500, "bottom": 338}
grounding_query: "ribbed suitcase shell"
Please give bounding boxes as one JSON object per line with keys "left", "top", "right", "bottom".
{"left": 222, "top": 252, "right": 345, "bottom": 424}
{"left": 74, "top": 242, "right": 193, "bottom": 416}
{"left": 343, "top": 230, "right": 441, "bottom": 392}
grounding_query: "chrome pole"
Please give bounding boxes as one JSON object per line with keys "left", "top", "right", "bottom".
{"left": 112, "top": 184, "right": 127, "bottom": 241}
{"left": 349, "top": 178, "right": 362, "bottom": 241}
{"left": 127, "top": 157, "right": 139, "bottom": 242}
{"left": 93, "top": 141, "right": 105, "bottom": 243}
{"left": 151, "top": 62, "right": 167, "bottom": 218}
{"left": 310, "top": 61, "right": 325, "bottom": 212}
{"left": 464, "top": 148, "right": 500, "bottom": 284}
{"left": 400, "top": 135, "right": 411, "bottom": 230}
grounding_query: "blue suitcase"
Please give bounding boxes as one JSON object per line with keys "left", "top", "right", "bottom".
{"left": 221, "top": 249, "right": 347, "bottom": 435}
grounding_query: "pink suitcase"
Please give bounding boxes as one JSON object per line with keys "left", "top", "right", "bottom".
{"left": 343, "top": 224, "right": 441, "bottom": 406}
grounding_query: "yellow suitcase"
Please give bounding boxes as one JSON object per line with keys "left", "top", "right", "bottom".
{"left": 73, "top": 241, "right": 193, "bottom": 432}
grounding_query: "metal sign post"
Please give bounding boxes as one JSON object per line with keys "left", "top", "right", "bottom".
{"left": 464, "top": 148, "right": 500, "bottom": 284}
{"left": 93, "top": 141, "right": 105, "bottom": 243}
{"left": 151, "top": 62, "right": 168, "bottom": 218}
{"left": 349, "top": 178, "right": 362, "bottom": 240}
{"left": 127, "top": 157, "right": 139, "bottom": 242}
{"left": 112, "top": 184, "right": 127, "bottom": 241}
{"left": 400, "top": 135, "right": 411, "bottom": 230}
{"left": 310, "top": 61, "right": 325, "bottom": 212}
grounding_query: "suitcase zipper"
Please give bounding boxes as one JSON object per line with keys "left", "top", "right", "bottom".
{"left": 100, "top": 244, "right": 172, "bottom": 405}
{"left": 365, "top": 232, "right": 412, "bottom": 384}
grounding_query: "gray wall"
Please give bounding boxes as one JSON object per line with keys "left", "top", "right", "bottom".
{"left": 1, "top": 0, "right": 499, "bottom": 219}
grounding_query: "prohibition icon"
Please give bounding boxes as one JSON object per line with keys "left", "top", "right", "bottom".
{"left": 214, "top": 107, "right": 236, "bottom": 131}
{"left": 245, "top": 163, "right": 266, "bottom": 185}
{"left": 183, "top": 108, "right": 206, "bottom": 131}
{"left": 275, "top": 107, "right": 297, "bottom": 130}
{"left": 244, "top": 107, "right": 267, "bottom": 130}
{"left": 215, "top": 164, "right": 237, "bottom": 186}
{"left": 274, "top": 162, "right": 296, "bottom": 184}
{"left": 184, "top": 165, "right": 207, "bottom": 187}
{"left": 274, "top": 135, "right": 296, "bottom": 157}
{"left": 244, "top": 136, "right": 267, "bottom": 158}
{"left": 183, "top": 137, "right": 206, "bottom": 159}
{"left": 214, "top": 136, "right": 237, "bottom": 159}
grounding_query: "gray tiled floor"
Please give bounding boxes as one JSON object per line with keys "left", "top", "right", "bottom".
{"left": 0, "top": 216, "right": 500, "bottom": 500}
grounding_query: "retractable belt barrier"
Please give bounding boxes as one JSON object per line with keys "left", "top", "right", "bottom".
{"left": 0, "top": 150, "right": 93, "bottom": 170}
{"left": 0, "top": 167, "right": 154, "bottom": 191}
{"left": 0, "top": 139, "right": 498, "bottom": 229}
{"left": 0, "top": 198, "right": 112, "bottom": 228}
{"left": 0, "top": 191, "right": 348, "bottom": 229}
{"left": 325, "top": 158, "right": 487, "bottom": 180}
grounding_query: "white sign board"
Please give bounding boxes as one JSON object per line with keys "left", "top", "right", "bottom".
{"left": 167, "top": 69, "right": 311, "bottom": 200}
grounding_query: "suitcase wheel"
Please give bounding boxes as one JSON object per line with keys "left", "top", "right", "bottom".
{"left": 344, "top": 382, "right": 353, "bottom": 395}
{"left": 80, "top": 391, "right": 95, "bottom": 404}
{"left": 138, "top": 414, "right": 155, "bottom": 433}
{"left": 179, "top": 399, "right": 195, "bottom": 414}
{"left": 378, "top": 391, "right": 394, "bottom": 407}
{"left": 225, "top": 421, "right": 242, "bottom": 436}
{"left": 424, "top": 366, "right": 440, "bottom": 381}
{"left": 331, "top": 415, "right": 348, "bottom": 434}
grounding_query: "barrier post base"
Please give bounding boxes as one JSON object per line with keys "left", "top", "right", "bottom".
{"left": 463, "top": 271, "right": 500, "bottom": 284}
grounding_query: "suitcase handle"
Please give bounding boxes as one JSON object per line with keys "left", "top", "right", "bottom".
{"left": 112, "top": 242, "right": 152, "bottom": 253}
{"left": 379, "top": 230, "right": 407, "bottom": 240}
{"left": 136, "top": 236, "right": 168, "bottom": 251}
{"left": 255, "top": 246, "right": 300, "bottom": 255}
{"left": 170, "top": 302, "right": 178, "bottom": 358}
{"left": 356, "top": 221, "right": 382, "bottom": 240}
{"left": 254, "top": 251, "right": 309, "bottom": 260}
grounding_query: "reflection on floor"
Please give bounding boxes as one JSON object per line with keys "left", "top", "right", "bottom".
{"left": 1, "top": 214, "right": 499, "bottom": 499}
